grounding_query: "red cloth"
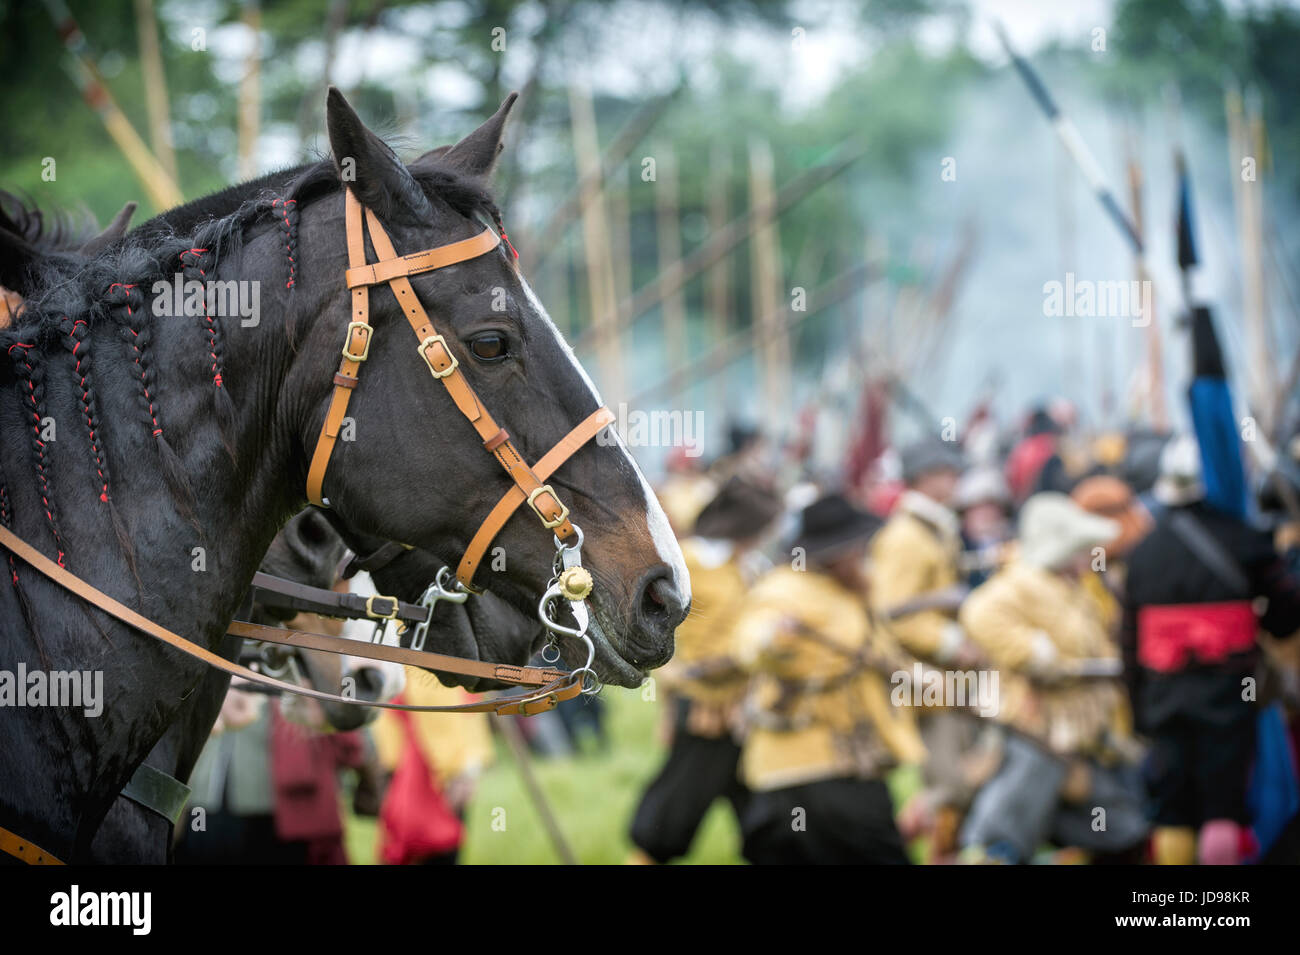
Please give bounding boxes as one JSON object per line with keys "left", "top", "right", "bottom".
{"left": 378, "top": 705, "right": 464, "bottom": 864}
{"left": 1137, "top": 601, "right": 1257, "bottom": 672}
{"left": 863, "top": 480, "right": 903, "bottom": 518}
{"left": 1005, "top": 432, "right": 1057, "bottom": 503}
{"left": 846, "top": 380, "right": 890, "bottom": 491}
{"left": 270, "top": 706, "right": 362, "bottom": 845}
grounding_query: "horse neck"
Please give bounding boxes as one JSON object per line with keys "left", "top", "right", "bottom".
{"left": 0, "top": 220, "right": 321, "bottom": 857}
{"left": 22, "top": 225, "right": 314, "bottom": 622}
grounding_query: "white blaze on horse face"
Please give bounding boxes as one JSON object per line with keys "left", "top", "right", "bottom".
{"left": 518, "top": 277, "right": 691, "bottom": 603}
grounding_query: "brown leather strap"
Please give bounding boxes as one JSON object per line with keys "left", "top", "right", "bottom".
{"left": 456, "top": 406, "right": 615, "bottom": 586}
{"left": 227, "top": 620, "right": 569, "bottom": 688}
{"left": 0, "top": 524, "right": 580, "bottom": 717}
{"left": 306, "top": 189, "right": 371, "bottom": 506}
{"left": 344, "top": 226, "right": 500, "bottom": 288}
{"left": 249, "top": 571, "right": 428, "bottom": 626}
{"left": 0, "top": 823, "right": 63, "bottom": 866}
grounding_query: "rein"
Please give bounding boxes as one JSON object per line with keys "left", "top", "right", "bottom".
{"left": 0, "top": 523, "right": 583, "bottom": 717}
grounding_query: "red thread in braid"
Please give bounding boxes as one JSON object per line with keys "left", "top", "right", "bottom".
{"left": 111, "top": 283, "right": 165, "bottom": 438}
{"left": 492, "top": 211, "right": 519, "bottom": 260}
{"left": 67, "top": 319, "right": 110, "bottom": 504}
{"left": 273, "top": 198, "right": 298, "bottom": 288}
{"left": 7, "top": 342, "right": 66, "bottom": 567}
{"left": 180, "top": 249, "right": 223, "bottom": 389}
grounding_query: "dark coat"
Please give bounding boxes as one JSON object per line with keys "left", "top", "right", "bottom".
{"left": 1120, "top": 502, "right": 1300, "bottom": 729}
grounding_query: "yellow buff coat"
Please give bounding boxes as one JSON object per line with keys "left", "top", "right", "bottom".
{"left": 870, "top": 502, "right": 963, "bottom": 662}
{"left": 655, "top": 538, "right": 755, "bottom": 719}
{"left": 959, "top": 561, "right": 1128, "bottom": 757}
{"left": 731, "top": 566, "right": 926, "bottom": 791}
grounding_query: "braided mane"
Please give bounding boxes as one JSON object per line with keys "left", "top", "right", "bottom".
{"left": 0, "top": 155, "right": 502, "bottom": 567}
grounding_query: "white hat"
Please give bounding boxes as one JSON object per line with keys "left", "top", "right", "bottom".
{"left": 1153, "top": 433, "right": 1205, "bottom": 507}
{"left": 1018, "top": 492, "right": 1120, "bottom": 571}
{"left": 954, "top": 466, "right": 1011, "bottom": 511}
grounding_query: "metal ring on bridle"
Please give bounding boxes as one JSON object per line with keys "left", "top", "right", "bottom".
{"left": 570, "top": 666, "right": 602, "bottom": 695}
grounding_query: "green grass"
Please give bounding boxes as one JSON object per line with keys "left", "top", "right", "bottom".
{"left": 344, "top": 687, "right": 745, "bottom": 865}
{"left": 344, "top": 687, "right": 924, "bottom": 865}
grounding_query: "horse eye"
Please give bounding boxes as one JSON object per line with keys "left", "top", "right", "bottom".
{"left": 469, "top": 334, "right": 508, "bottom": 361}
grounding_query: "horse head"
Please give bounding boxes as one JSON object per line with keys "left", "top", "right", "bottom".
{"left": 286, "top": 90, "right": 691, "bottom": 687}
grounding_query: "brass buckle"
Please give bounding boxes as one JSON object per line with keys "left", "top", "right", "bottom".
{"left": 418, "top": 334, "right": 459, "bottom": 379}
{"left": 342, "top": 321, "right": 372, "bottom": 362}
{"left": 527, "top": 484, "right": 570, "bottom": 530}
{"left": 364, "top": 594, "right": 399, "bottom": 620}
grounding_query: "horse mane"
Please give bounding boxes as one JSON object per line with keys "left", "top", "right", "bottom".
{"left": 0, "top": 154, "right": 501, "bottom": 530}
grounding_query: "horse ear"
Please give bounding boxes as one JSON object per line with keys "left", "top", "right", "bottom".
{"left": 79, "top": 201, "right": 137, "bottom": 255}
{"left": 325, "top": 86, "right": 431, "bottom": 221}
{"left": 441, "top": 92, "right": 518, "bottom": 179}
{"left": 412, "top": 144, "right": 453, "bottom": 165}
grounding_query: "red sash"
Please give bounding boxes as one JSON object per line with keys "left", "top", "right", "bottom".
{"left": 1137, "top": 601, "right": 1257, "bottom": 672}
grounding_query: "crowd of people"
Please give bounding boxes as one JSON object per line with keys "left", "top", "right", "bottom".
{"left": 637, "top": 381, "right": 1300, "bottom": 864}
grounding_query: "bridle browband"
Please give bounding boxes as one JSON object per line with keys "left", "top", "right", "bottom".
{"left": 0, "top": 188, "right": 621, "bottom": 865}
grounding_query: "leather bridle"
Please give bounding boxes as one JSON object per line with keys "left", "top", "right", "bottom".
{"left": 308, "top": 188, "right": 614, "bottom": 593}
{"left": 0, "top": 188, "right": 621, "bottom": 864}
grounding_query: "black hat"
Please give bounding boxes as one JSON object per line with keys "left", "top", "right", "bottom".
{"left": 691, "top": 475, "right": 783, "bottom": 541}
{"left": 726, "top": 422, "right": 763, "bottom": 456}
{"left": 1026, "top": 407, "right": 1061, "bottom": 437}
{"left": 792, "top": 493, "right": 883, "bottom": 562}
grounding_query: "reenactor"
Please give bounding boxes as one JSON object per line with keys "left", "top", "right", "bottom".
{"left": 960, "top": 493, "right": 1149, "bottom": 863}
{"left": 1122, "top": 436, "right": 1300, "bottom": 865}
{"left": 628, "top": 476, "right": 783, "bottom": 864}
{"left": 731, "top": 493, "right": 926, "bottom": 864}
{"left": 871, "top": 440, "right": 983, "bottom": 860}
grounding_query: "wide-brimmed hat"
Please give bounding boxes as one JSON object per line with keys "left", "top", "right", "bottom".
{"left": 792, "top": 493, "right": 883, "bottom": 562}
{"left": 691, "top": 475, "right": 783, "bottom": 541}
{"left": 1018, "top": 492, "right": 1120, "bottom": 571}
{"left": 1152, "top": 433, "right": 1205, "bottom": 507}
{"left": 1071, "top": 475, "right": 1152, "bottom": 557}
{"left": 900, "top": 439, "right": 964, "bottom": 483}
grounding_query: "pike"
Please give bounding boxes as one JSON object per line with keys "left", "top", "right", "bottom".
{"left": 42, "top": 0, "right": 183, "bottom": 210}
{"left": 577, "top": 137, "right": 870, "bottom": 353}
{"left": 993, "top": 21, "right": 1142, "bottom": 257}
{"left": 995, "top": 20, "right": 1168, "bottom": 426}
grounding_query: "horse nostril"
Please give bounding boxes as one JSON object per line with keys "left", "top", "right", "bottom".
{"left": 638, "top": 570, "right": 689, "bottom": 633}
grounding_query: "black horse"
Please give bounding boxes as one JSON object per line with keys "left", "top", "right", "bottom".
{"left": 3, "top": 199, "right": 397, "bottom": 861}
{"left": 3, "top": 195, "right": 553, "bottom": 864}
{"left": 0, "top": 89, "right": 690, "bottom": 863}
